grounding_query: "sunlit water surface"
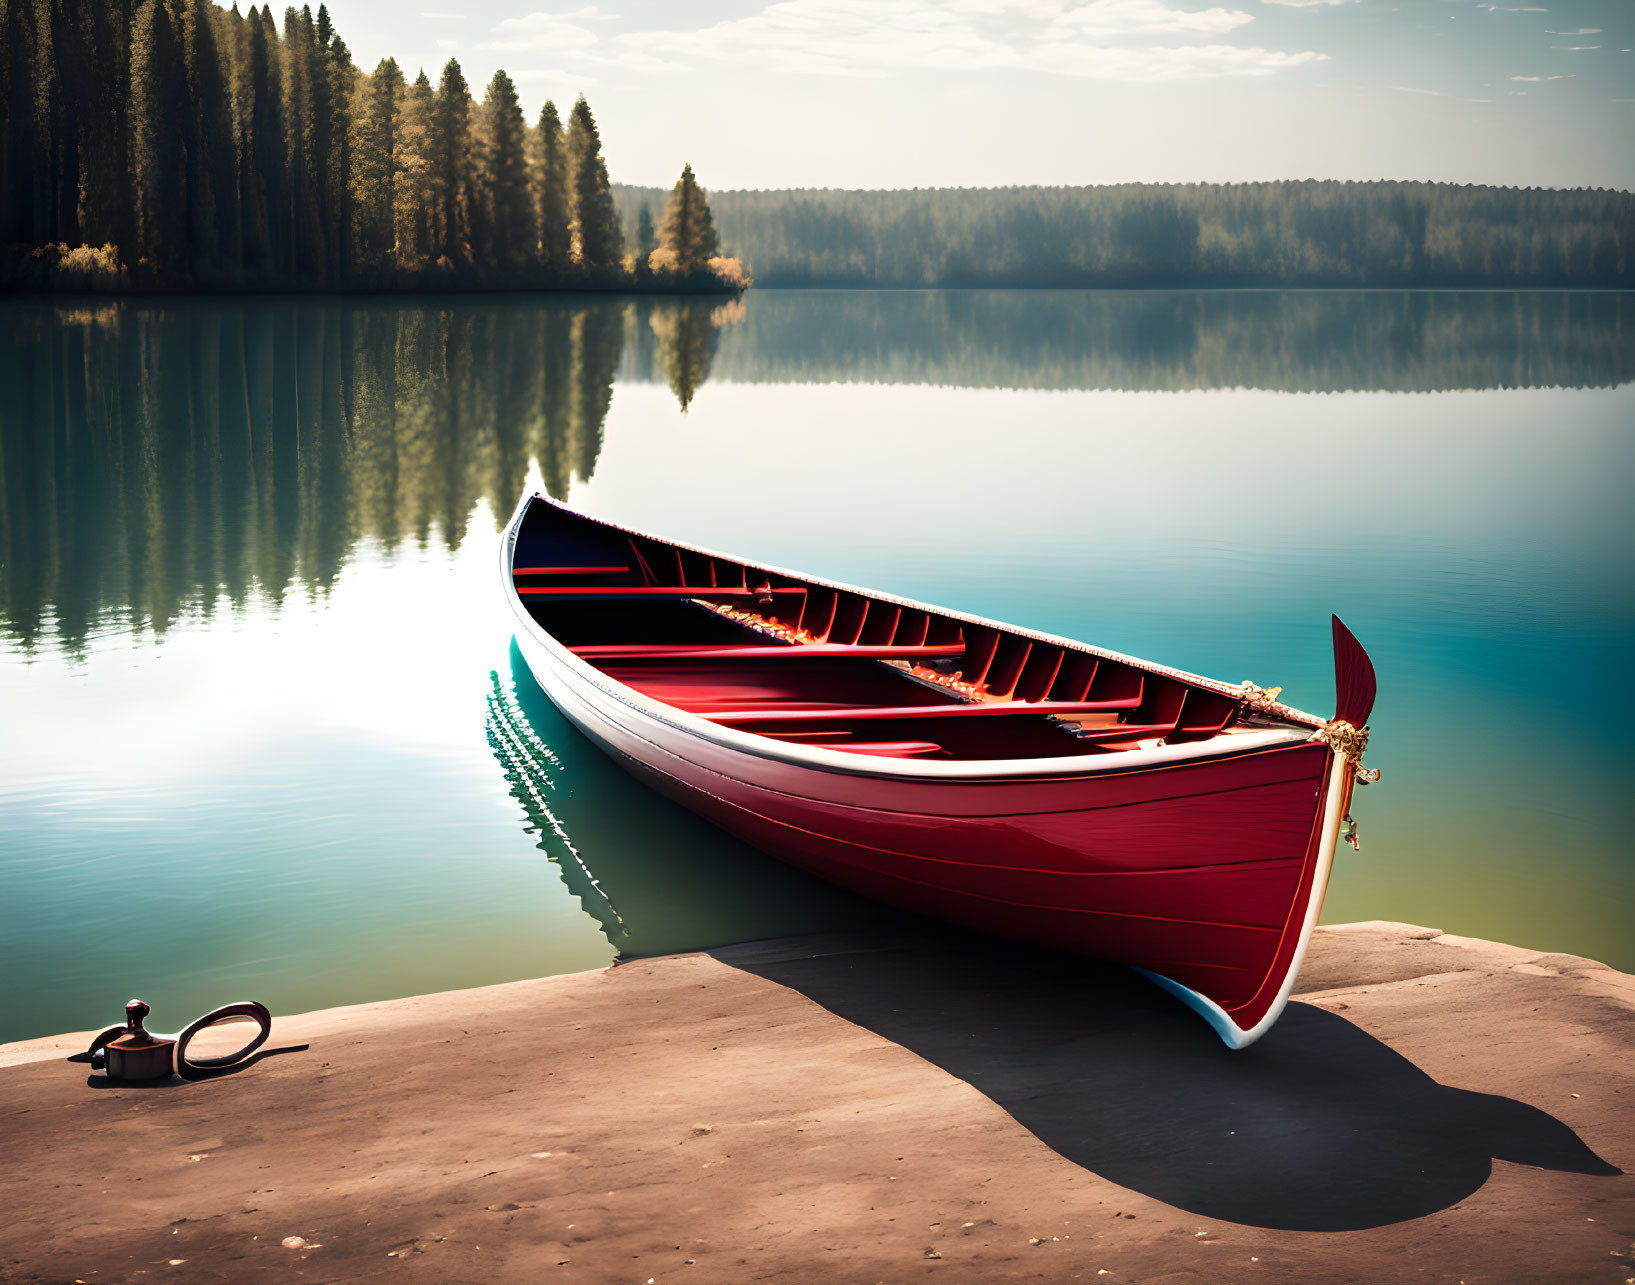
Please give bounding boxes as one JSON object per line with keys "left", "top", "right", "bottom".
{"left": 2, "top": 291, "right": 1630, "bottom": 1043}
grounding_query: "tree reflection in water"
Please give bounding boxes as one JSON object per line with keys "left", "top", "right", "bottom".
{"left": 3, "top": 289, "right": 1627, "bottom": 653}
{"left": 0, "top": 296, "right": 739, "bottom": 653}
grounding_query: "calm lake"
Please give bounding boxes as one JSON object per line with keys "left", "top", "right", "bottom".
{"left": 2, "top": 289, "right": 1631, "bottom": 1044}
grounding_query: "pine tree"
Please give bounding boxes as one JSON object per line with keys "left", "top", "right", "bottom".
{"left": 392, "top": 69, "right": 433, "bottom": 268}
{"left": 130, "top": 0, "right": 187, "bottom": 272}
{"left": 428, "top": 57, "right": 470, "bottom": 265}
{"left": 53, "top": 0, "right": 108, "bottom": 248}
{"left": 654, "top": 163, "right": 718, "bottom": 277}
{"left": 324, "top": 24, "right": 355, "bottom": 281}
{"left": 352, "top": 58, "right": 400, "bottom": 275}
{"left": 18, "top": 0, "right": 62, "bottom": 243}
{"left": 0, "top": 0, "right": 33, "bottom": 244}
{"left": 478, "top": 69, "right": 530, "bottom": 268}
{"left": 82, "top": 0, "right": 136, "bottom": 249}
{"left": 564, "top": 95, "right": 621, "bottom": 273}
{"left": 634, "top": 200, "right": 656, "bottom": 274}
{"left": 533, "top": 99, "right": 569, "bottom": 275}
{"left": 282, "top": 4, "right": 323, "bottom": 281}
{"left": 183, "top": 0, "right": 239, "bottom": 273}
{"left": 244, "top": 4, "right": 287, "bottom": 273}
{"left": 305, "top": 5, "right": 335, "bottom": 280}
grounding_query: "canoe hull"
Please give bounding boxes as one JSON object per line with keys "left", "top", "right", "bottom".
{"left": 512, "top": 621, "right": 1349, "bottom": 1049}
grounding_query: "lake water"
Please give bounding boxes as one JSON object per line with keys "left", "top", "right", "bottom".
{"left": 2, "top": 290, "right": 1631, "bottom": 1044}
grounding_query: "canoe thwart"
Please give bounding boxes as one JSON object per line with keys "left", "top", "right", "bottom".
{"left": 571, "top": 642, "right": 968, "bottom": 661}
{"left": 512, "top": 565, "right": 632, "bottom": 576}
{"left": 704, "top": 697, "right": 1149, "bottom": 725}
{"left": 518, "top": 586, "right": 808, "bottom": 598}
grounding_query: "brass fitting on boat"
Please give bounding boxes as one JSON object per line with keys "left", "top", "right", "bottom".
{"left": 1313, "top": 719, "right": 1380, "bottom": 783}
{"left": 1314, "top": 718, "right": 1368, "bottom": 760}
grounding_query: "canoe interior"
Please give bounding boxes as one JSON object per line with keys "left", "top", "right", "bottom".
{"left": 513, "top": 499, "right": 1278, "bottom": 763}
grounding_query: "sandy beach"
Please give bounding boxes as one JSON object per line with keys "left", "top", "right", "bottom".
{"left": 2, "top": 921, "right": 1630, "bottom": 1283}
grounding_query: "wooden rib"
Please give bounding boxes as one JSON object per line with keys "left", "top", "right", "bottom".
{"left": 781, "top": 583, "right": 810, "bottom": 633}
{"left": 859, "top": 604, "right": 901, "bottom": 646}
{"left": 1174, "top": 690, "right": 1237, "bottom": 739}
{"left": 894, "top": 611, "right": 930, "bottom": 648}
{"left": 625, "top": 538, "right": 660, "bottom": 585}
{"left": 961, "top": 628, "right": 1000, "bottom": 688}
{"left": 1050, "top": 653, "right": 1099, "bottom": 703}
{"left": 837, "top": 597, "right": 869, "bottom": 646}
{"left": 985, "top": 639, "right": 1033, "bottom": 700}
{"left": 679, "top": 548, "right": 714, "bottom": 586}
{"left": 1016, "top": 647, "right": 1065, "bottom": 704}
{"left": 807, "top": 588, "right": 840, "bottom": 642}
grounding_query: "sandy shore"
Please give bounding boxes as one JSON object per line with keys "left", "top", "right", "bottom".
{"left": 2, "top": 921, "right": 1631, "bottom": 1283}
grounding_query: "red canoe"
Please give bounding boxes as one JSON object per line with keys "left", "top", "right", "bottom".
{"left": 502, "top": 493, "right": 1379, "bottom": 1048}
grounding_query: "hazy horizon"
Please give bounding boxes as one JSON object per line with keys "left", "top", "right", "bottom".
{"left": 322, "top": 0, "right": 1635, "bottom": 192}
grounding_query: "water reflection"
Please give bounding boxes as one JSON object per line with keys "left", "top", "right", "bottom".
{"left": 713, "top": 290, "right": 1635, "bottom": 392}
{"left": 5, "top": 290, "right": 1629, "bottom": 656}
{"left": 649, "top": 298, "right": 745, "bottom": 411}
{"left": 2, "top": 289, "right": 1631, "bottom": 1041}
{"left": 484, "top": 646, "right": 881, "bottom": 956}
{"left": 0, "top": 296, "right": 741, "bottom": 654}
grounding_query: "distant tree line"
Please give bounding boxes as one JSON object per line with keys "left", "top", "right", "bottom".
{"left": 0, "top": 0, "right": 742, "bottom": 291}
{"left": 612, "top": 182, "right": 1635, "bottom": 289}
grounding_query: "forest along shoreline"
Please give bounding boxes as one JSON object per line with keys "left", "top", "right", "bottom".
{"left": 2, "top": 4, "right": 743, "bottom": 294}
{"left": 0, "top": 922, "right": 1629, "bottom": 1282}
{"left": 3, "top": 4, "right": 1631, "bottom": 295}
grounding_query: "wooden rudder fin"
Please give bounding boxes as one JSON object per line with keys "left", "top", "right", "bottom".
{"left": 1331, "top": 614, "right": 1377, "bottom": 727}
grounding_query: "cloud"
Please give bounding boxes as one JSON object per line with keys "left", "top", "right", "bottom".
{"left": 487, "top": 9, "right": 609, "bottom": 55}
{"left": 1550, "top": 44, "right": 1599, "bottom": 50}
{"left": 1509, "top": 72, "right": 1571, "bottom": 80}
{"left": 437, "top": 38, "right": 459, "bottom": 50}
{"left": 1034, "top": 41, "right": 1324, "bottom": 77}
{"left": 609, "top": 0, "right": 1326, "bottom": 81}
{"left": 1388, "top": 84, "right": 1451, "bottom": 96}
{"left": 511, "top": 67, "right": 601, "bottom": 90}
{"left": 1260, "top": 0, "right": 1354, "bottom": 7}
{"left": 1544, "top": 27, "right": 1600, "bottom": 33}
{"left": 1475, "top": 3, "right": 1547, "bottom": 10}
{"left": 421, "top": 11, "right": 463, "bottom": 19}
{"left": 1043, "top": 0, "right": 1255, "bottom": 36}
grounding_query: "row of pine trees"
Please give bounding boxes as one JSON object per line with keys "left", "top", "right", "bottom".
{"left": 613, "top": 181, "right": 1634, "bottom": 289}
{"left": 1, "top": 0, "right": 737, "bottom": 289}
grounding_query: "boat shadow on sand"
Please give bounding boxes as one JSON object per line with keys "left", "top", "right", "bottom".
{"left": 489, "top": 648, "right": 1618, "bottom": 1233}
{"left": 709, "top": 932, "right": 1620, "bottom": 1232}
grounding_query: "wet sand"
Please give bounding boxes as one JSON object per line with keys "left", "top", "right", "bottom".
{"left": 2, "top": 921, "right": 1631, "bottom": 1283}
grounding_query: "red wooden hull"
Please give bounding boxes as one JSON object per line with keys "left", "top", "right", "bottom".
{"left": 503, "top": 494, "right": 1368, "bottom": 1047}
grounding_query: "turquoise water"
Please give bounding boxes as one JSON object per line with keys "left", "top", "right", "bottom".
{"left": 2, "top": 291, "right": 1630, "bottom": 1044}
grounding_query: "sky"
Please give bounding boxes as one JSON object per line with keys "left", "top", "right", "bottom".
{"left": 324, "top": 0, "right": 1635, "bottom": 190}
